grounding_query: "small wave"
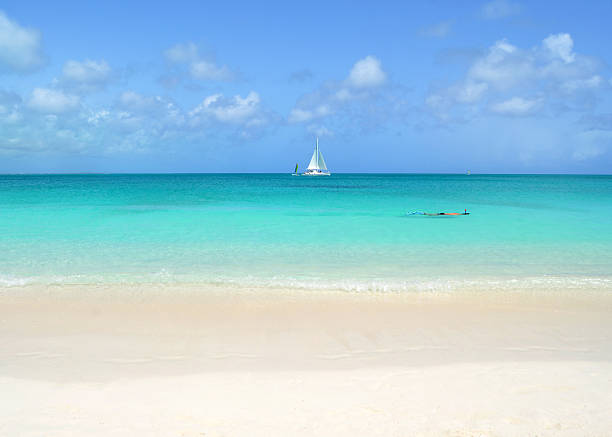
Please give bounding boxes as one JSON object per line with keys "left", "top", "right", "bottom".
{"left": 215, "top": 275, "right": 612, "bottom": 293}
{"left": 0, "top": 274, "right": 33, "bottom": 287}
{"left": 1, "top": 272, "right": 611, "bottom": 294}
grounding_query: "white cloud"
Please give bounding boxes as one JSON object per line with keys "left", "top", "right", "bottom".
{"left": 419, "top": 21, "right": 452, "bottom": 38}
{"left": 334, "top": 88, "right": 353, "bottom": 101}
{"left": 1, "top": 86, "right": 275, "bottom": 156}
{"left": 288, "top": 105, "right": 332, "bottom": 123}
{"left": 0, "top": 11, "right": 45, "bottom": 72}
{"left": 346, "top": 56, "right": 387, "bottom": 88}
{"left": 288, "top": 55, "right": 399, "bottom": 134}
{"left": 190, "top": 91, "right": 261, "bottom": 123}
{"left": 164, "top": 42, "right": 199, "bottom": 63}
{"left": 307, "top": 125, "right": 333, "bottom": 137}
{"left": 114, "top": 89, "right": 267, "bottom": 141}
{"left": 118, "top": 91, "right": 160, "bottom": 111}
{"left": 426, "top": 33, "right": 604, "bottom": 119}
{"left": 425, "top": 81, "right": 489, "bottom": 113}
{"left": 27, "top": 88, "right": 80, "bottom": 113}
{"left": 189, "top": 60, "right": 232, "bottom": 81}
{"left": 481, "top": 0, "right": 521, "bottom": 20}
{"left": 490, "top": 96, "right": 540, "bottom": 115}
{"left": 456, "top": 81, "right": 489, "bottom": 103}
{"left": 86, "top": 109, "right": 110, "bottom": 126}
{"left": 62, "top": 59, "right": 111, "bottom": 84}
{"left": 468, "top": 39, "right": 533, "bottom": 90}
{"left": 115, "top": 91, "right": 184, "bottom": 132}
{"left": 186, "top": 91, "right": 274, "bottom": 139}
{"left": 164, "top": 42, "right": 233, "bottom": 81}
{"left": 543, "top": 33, "right": 575, "bottom": 63}
{"left": 561, "top": 75, "right": 602, "bottom": 93}
{"left": 288, "top": 108, "right": 313, "bottom": 123}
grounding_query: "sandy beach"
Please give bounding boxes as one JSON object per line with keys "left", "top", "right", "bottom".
{"left": 1, "top": 285, "right": 612, "bottom": 436}
{"left": 3, "top": 0, "right": 612, "bottom": 433}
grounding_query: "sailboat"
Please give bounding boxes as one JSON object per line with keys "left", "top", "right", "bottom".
{"left": 292, "top": 163, "right": 299, "bottom": 176}
{"left": 302, "top": 137, "right": 331, "bottom": 176}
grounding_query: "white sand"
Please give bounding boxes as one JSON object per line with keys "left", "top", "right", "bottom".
{"left": 1, "top": 285, "right": 612, "bottom": 436}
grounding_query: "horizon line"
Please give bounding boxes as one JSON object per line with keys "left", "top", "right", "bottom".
{"left": 1, "top": 172, "right": 611, "bottom": 176}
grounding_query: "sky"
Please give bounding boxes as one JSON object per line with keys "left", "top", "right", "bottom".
{"left": 1, "top": 0, "right": 612, "bottom": 173}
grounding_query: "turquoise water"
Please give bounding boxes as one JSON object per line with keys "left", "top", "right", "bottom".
{"left": 1, "top": 174, "right": 611, "bottom": 291}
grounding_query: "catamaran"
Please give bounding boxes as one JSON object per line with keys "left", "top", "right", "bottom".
{"left": 302, "top": 137, "right": 331, "bottom": 176}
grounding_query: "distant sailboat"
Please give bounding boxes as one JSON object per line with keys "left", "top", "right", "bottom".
{"left": 292, "top": 163, "right": 299, "bottom": 176}
{"left": 302, "top": 137, "right": 331, "bottom": 176}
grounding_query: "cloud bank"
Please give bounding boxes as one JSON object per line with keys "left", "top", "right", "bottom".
{"left": 0, "top": 11, "right": 45, "bottom": 73}
{"left": 426, "top": 33, "right": 606, "bottom": 120}
{"left": 1, "top": 86, "right": 273, "bottom": 156}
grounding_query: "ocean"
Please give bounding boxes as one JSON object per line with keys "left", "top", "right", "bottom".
{"left": 1, "top": 173, "right": 611, "bottom": 292}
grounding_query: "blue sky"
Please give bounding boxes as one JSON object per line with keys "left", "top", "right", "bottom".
{"left": 1, "top": 0, "right": 612, "bottom": 173}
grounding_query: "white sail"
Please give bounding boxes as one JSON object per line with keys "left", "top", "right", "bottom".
{"left": 303, "top": 137, "right": 331, "bottom": 175}
{"left": 307, "top": 137, "right": 325, "bottom": 170}
{"left": 317, "top": 150, "right": 327, "bottom": 170}
{"left": 307, "top": 148, "right": 319, "bottom": 170}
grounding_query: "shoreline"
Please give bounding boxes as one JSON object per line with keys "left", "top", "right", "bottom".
{"left": 3, "top": 277, "right": 612, "bottom": 296}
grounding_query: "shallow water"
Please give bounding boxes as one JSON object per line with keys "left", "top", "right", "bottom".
{"left": 1, "top": 174, "right": 611, "bottom": 292}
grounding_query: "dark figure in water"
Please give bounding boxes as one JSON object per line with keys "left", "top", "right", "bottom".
{"left": 424, "top": 210, "right": 469, "bottom": 216}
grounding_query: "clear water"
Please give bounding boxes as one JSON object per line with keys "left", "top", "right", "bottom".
{"left": 1, "top": 174, "right": 611, "bottom": 291}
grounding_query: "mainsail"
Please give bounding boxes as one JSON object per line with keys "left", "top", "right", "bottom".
{"left": 307, "top": 137, "right": 328, "bottom": 170}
